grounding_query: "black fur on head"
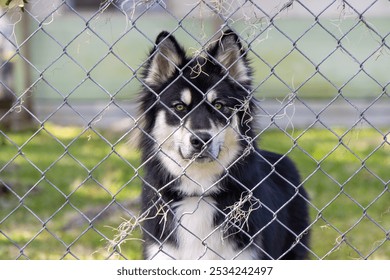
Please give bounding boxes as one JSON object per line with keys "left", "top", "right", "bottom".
{"left": 138, "top": 29, "right": 258, "bottom": 142}
{"left": 142, "top": 29, "right": 252, "bottom": 88}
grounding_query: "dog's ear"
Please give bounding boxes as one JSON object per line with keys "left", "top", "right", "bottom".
{"left": 144, "top": 31, "right": 186, "bottom": 86}
{"left": 209, "top": 30, "right": 251, "bottom": 86}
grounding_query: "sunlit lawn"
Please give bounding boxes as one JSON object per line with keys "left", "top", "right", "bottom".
{"left": 262, "top": 128, "right": 390, "bottom": 260}
{"left": 0, "top": 124, "right": 389, "bottom": 259}
{"left": 0, "top": 124, "right": 143, "bottom": 259}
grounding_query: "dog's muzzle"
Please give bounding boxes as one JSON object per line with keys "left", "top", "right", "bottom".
{"left": 184, "top": 132, "right": 219, "bottom": 162}
{"left": 190, "top": 132, "right": 212, "bottom": 150}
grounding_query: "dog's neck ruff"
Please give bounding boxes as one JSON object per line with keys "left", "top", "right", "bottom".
{"left": 173, "top": 170, "right": 223, "bottom": 197}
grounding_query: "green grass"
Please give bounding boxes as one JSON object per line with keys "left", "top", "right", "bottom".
{"left": 11, "top": 13, "right": 390, "bottom": 101}
{"left": 0, "top": 124, "right": 389, "bottom": 259}
{"left": 261, "top": 128, "right": 390, "bottom": 259}
{"left": 0, "top": 124, "right": 143, "bottom": 259}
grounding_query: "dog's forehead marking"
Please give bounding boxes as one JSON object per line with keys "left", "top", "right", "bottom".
{"left": 207, "top": 89, "right": 218, "bottom": 103}
{"left": 180, "top": 89, "right": 192, "bottom": 105}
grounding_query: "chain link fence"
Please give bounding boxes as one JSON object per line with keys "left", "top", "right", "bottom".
{"left": 0, "top": 0, "right": 389, "bottom": 259}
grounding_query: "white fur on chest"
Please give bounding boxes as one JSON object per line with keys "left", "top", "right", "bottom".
{"left": 177, "top": 166, "right": 222, "bottom": 196}
{"left": 146, "top": 196, "right": 257, "bottom": 260}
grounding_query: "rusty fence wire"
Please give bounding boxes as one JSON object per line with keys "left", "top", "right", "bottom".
{"left": 0, "top": 0, "right": 389, "bottom": 259}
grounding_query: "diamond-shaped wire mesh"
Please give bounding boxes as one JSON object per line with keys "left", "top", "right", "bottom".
{"left": 0, "top": 0, "right": 389, "bottom": 259}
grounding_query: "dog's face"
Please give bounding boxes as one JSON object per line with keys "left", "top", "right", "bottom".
{"left": 139, "top": 30, "right": 255, "bottom": 180}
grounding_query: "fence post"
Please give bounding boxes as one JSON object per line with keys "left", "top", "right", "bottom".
{"left": 13, "top": 9, "right": 35, "bottom": 130}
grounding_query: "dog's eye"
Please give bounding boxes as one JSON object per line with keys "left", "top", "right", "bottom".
{"left": 174, "top": 103, "right": 186, "bottom": 112}
{"left": 214, "top": 102, "right": 224, "bottom": 110}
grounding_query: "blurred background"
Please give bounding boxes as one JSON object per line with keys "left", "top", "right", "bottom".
{"left": 0, "top": 0, "right": 389, "bottom": 259}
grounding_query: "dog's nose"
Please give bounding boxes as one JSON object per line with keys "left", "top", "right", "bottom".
{"left": 190, "top": 132, "right": 212, "bottom": 151}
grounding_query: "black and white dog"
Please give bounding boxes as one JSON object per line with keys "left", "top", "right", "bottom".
{"left": 137, "top": 30, "right": 310, "bottom": 259}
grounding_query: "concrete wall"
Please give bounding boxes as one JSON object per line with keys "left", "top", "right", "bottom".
{"left": 23, "top": 0, "right": 390, "bottom": 19}
{"left": 168, "top": 0, "right": 390, "bottom": 19}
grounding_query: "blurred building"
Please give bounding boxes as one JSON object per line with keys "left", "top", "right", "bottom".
{"left": 0, "top": 8, "right": 16, "bottom": 130}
